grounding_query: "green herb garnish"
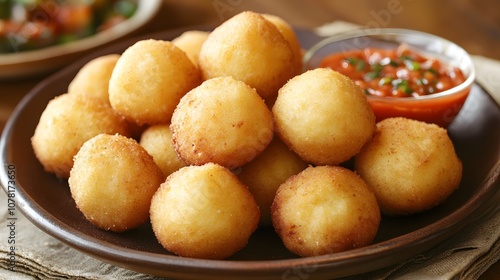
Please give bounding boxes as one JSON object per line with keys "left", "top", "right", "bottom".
{"left": 400, "top": 54, "right": 413, "bottom": 61}
{"left": 378, "top": 77, "right": 393, "bottom": 86}
{"left": 389, "top": 60, "right": 399, "bottom": 67}
{"left": 404, "top": 60, "right": 420, "bottom": 71}
{"left": 427, "top": 68, "right": 438, "bottom": 75}
{"left": 345, "top": 57, "right": 358, "bottom": 65}
{"left": 365, "top": 63, "right": 382, "bottom": 79}
{"left": 356, "top": 60, "right": 366, "bottom": 71}
{"left": 344, "top": 57, "right": 366, "bottom": 71}
{"left": 392, "top": 79, "right": 413, "bottom": 95}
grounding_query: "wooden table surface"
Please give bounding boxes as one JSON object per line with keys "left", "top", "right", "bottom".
{"left": 1, "top": 0, "right": 499, "bottom": 279}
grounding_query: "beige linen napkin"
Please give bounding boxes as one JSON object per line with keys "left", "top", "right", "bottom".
{"left": 0, "top": 21, "right": 499, "bottom": 280}
{"left": 0, "top": 193, "right": 163, "bottom": 280}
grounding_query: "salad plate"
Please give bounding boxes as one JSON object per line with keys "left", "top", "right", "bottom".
{"left": 0, "top": 0, "right": 161, "bottom": 80}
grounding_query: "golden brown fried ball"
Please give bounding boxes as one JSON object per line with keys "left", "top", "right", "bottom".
{"left": 261, "top": 14, "right": 303, "bottom": 76}
{"left": 272, "top": 68, "right": 375, "bottom": 166}
{"left": 149, "top": 163, "right": 260, "bottom": 259}
{"left": 271, "top": 165, "right": 381, "bottom": 257}
{"left": 109, "top": 39, "right": 201, "bottom": 125}
{"left": 198, "top": 11, "right": 296, "bottom": 100}
{"left": 67, "top": 53, "right": 145, "bottom": 138}
{"left": 171, "top": 76, "right": 274, "bottom": 169}
{"left": 31, "top": 93, "right": 131, "bottom": 178}
{"left": 237, "top": 137, "right": 308, "bottom": 226}
{"left": 355, "top": 117, "right": 463, "bottom": 216}
{"left": 172, "top": 30, "right": 210, "bottom": 66}
{"left": 68, "top": 54, "right": 120, "bottom": 102}
{"left": 69, "top": 134, "right": 164, "bottom": 232}
{"left": 139, "top": 124, "right": 186, "bottom": 178}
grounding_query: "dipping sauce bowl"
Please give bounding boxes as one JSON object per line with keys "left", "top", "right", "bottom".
{"left": 304, "top": 28, "right": 476, "bottom": 127}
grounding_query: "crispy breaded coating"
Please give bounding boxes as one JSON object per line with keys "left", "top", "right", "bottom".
{"left": 171, "top": 76, "right": 274, "bottom": 169}
{"left": 150, "top": 163, "right": 260, "bottom": 259}
{"left": 273, "top": 68, "right": 375, "bottom": 166}
{"left": 355, "top": 117, "right": 462, "bottom": 215}
{"left": 31, "top": 93, "right": 131, "bottom": 178}
{"left": 271, "top": 165, "right": 381, "bottom": 257}
{"left": 69, "top": 134, "right": 164, "bottom": 232}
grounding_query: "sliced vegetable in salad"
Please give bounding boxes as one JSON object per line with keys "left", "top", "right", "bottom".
{"left": 0, "top": 0, "right": 137, "bottom": 53}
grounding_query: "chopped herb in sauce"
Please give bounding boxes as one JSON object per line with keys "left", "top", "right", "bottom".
{"left": 319, "top": 45, "right": 466, "bottom": 97}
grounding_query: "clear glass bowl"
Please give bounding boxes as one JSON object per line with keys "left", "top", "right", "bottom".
{"left": 304, "top": 28, "right": 476, "bottom": 127}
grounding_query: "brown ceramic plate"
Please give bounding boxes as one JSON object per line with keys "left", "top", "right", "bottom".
{"left": 1, "top": 27, "right": 499, "bottom": 280}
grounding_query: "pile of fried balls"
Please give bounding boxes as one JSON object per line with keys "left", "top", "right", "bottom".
{"left": 31, "top": 11, "right": 463, "bottom": 259}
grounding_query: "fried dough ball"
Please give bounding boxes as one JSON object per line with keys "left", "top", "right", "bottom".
{"left": 198, "top": 11, "right": 296, "bottom": 100}
{"left": 272, "top": 68, "right": 376, "bottom": 166}
{"left": 261, "top": 14, "right": 303, "bottom": 76}
{"left": 150, "top": 163, "right": 260, "bottom": 259}
{"left": 68, "top": 54, "right": 120, "bottom": 101}
{"left": 237, "top": 137, "right": 308, "bottom": 226}
{"left": 172, "top": 30, "right": 210, "bottom": 66}
{"left": 139, "top": 124, "right": 186, "bottom": 177}
{"left": 66, "top": 53, "right": 144, "bottom": 138}
{"left": 271, "top": 165, "right": 381, "bottom": 257}
{"left": 69, "top": 134, "right": 164, "bottom": 232}
{"left": 355, "top": 117, "right": 463, "bottom": 216}
{"left": 109, "top": 39, "right": 201, "bottom": 125}
{"left": 31, "top": 93, "right": 131, "bottom": 178}
{"left": 171, "top": 76, "right": 274, "bottom": 169}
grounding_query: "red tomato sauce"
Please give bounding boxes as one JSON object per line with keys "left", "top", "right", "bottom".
{"left": 319, "top": 45, "right": 466, "bottom": 98}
